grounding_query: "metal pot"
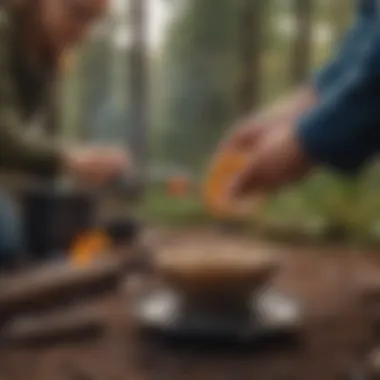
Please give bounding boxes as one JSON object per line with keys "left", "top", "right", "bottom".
{"left": 20, "top": 185, "right": 96, "bottom": 262}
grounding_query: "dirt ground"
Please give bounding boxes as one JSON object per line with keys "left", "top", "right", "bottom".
{"left": 1, "top": 227, "right": 380, "bottom": 380}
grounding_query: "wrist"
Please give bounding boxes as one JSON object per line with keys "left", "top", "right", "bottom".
{"left": 277, "top": 86, "right": 318, "bottom": 121}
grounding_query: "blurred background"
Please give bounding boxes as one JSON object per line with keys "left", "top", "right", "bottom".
{"left": 57, "top": 0, "right": 379, "bottom": 245}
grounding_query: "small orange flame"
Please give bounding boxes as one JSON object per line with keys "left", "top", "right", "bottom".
{"left": 70, "top": 230, "right": 112, "bottom": 266}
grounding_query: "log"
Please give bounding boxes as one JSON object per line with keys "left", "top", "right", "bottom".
{"left": 0, "top": 298, "right": 113, "bottom": 345}
{"left": 0, "top": 258, "right": 123, "bottom": 314}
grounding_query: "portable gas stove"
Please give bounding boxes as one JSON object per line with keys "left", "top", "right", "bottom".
{"left": 132, "top": 241, "right": 303, "bottom": 346}
{"left": 134, "top": 286, "right": 303, "bottom": 345}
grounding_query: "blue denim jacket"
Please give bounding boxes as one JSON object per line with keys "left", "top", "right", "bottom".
{"left": 297, "top": 0, "right": 380, "bottom": 173}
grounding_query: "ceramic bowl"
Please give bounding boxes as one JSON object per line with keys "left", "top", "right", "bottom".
{"left": 155, "top": 240, "right": 279, "bottom": 309}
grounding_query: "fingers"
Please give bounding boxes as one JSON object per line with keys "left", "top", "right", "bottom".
{"left": 218, "top": 118, "right": 265, "bottom": 153}
{"left": 63, "top": 146, "right": 132, "bottom": 187}
{"left": 228, "top": 124, "right": 313, "bottom": 198}
{"left": 228, "top": 153, "right": 265, "bottom": 198}
{"left": 228, "top": 156, "right": 282, "bottom": 197}
{"left": 229, "top": 125, "right": 263, "bottom": 151}
{"left": 228, "top": 127, "right": 282, "bottom": 197}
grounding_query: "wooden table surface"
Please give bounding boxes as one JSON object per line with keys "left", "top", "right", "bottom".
{"left": 0, "top": 270, "right": 374, "bottom": 380}
{"left": 1, "top": 231, "right": 380, "bottom": 380}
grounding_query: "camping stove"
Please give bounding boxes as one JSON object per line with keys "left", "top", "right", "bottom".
{"left": 134, "top": 286, "right": 303, "bottom": 345}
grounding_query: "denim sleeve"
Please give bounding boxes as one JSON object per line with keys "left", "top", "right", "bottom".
{"left": 314, "top": 0, "right": 376, "bottom": 95}
{"left": 297, "top": 24, "right": 380, "bottom": 174}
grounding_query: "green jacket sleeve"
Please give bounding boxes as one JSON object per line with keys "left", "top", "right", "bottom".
{"left": 0, "top": 11, "right": 64, "bottom": 177}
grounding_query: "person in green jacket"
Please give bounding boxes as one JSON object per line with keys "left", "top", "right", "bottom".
{"left": 0, "top": 0, "right": 130, "bottom": 266}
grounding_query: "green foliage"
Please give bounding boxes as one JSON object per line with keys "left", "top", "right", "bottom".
{"left": 137, "top": 187, "right": 215, "bottom": 226}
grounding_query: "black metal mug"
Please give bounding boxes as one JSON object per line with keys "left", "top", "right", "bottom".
{"left": 20, "top": 185, "right": 96, "bottom": 262}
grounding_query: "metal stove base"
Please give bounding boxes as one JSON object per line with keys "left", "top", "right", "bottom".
{"left": 134, "top": 288, "right": 302, "bottom": 346}
{"left": 139, "top": 318, "right": 299, "bottom": 348}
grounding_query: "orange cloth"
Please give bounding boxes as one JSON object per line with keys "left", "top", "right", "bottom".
{"left": 203, "top": 151, "right": 248, "bottom": 216}
{"left": 203, "top": 150, "right": 266, "bottom": 218}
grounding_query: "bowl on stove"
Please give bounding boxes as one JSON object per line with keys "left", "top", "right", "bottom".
{"left": 155, "top": 240, "right": 279, "bottom": 311}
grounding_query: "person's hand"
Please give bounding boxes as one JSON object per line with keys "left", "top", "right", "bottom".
{"left": 216, "top": 107, "right": 288, "bottom": 159}
{"left": 63, "top": 146, "right": 131, "bottom": 186}
{"left": 204, "top": 115, "right": 278, "bottom": 217}
{"left": 218, "top": 117, "right": 267, "bottom": 154}
{"left": 219, "top": 86, "right": 317, "bottom": 155}
{"left": 228, "top": 122, "right": 313, "bottom": 198}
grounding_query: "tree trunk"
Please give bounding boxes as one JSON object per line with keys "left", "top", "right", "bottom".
{"left": 290, "top": 0, "right": 313, "bottom": 86}
{"left": 129, "top": 0, "right": 149, "bottom": 190}
{"left": 237, "top": 0, "right": 265, "bottom": 116}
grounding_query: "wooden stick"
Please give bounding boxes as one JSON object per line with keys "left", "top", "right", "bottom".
{"left": 0, "top": 259, "right": 122, "bottom": 313}
{"left": 0, "top": 298, "right": 112, "bottom": 344}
